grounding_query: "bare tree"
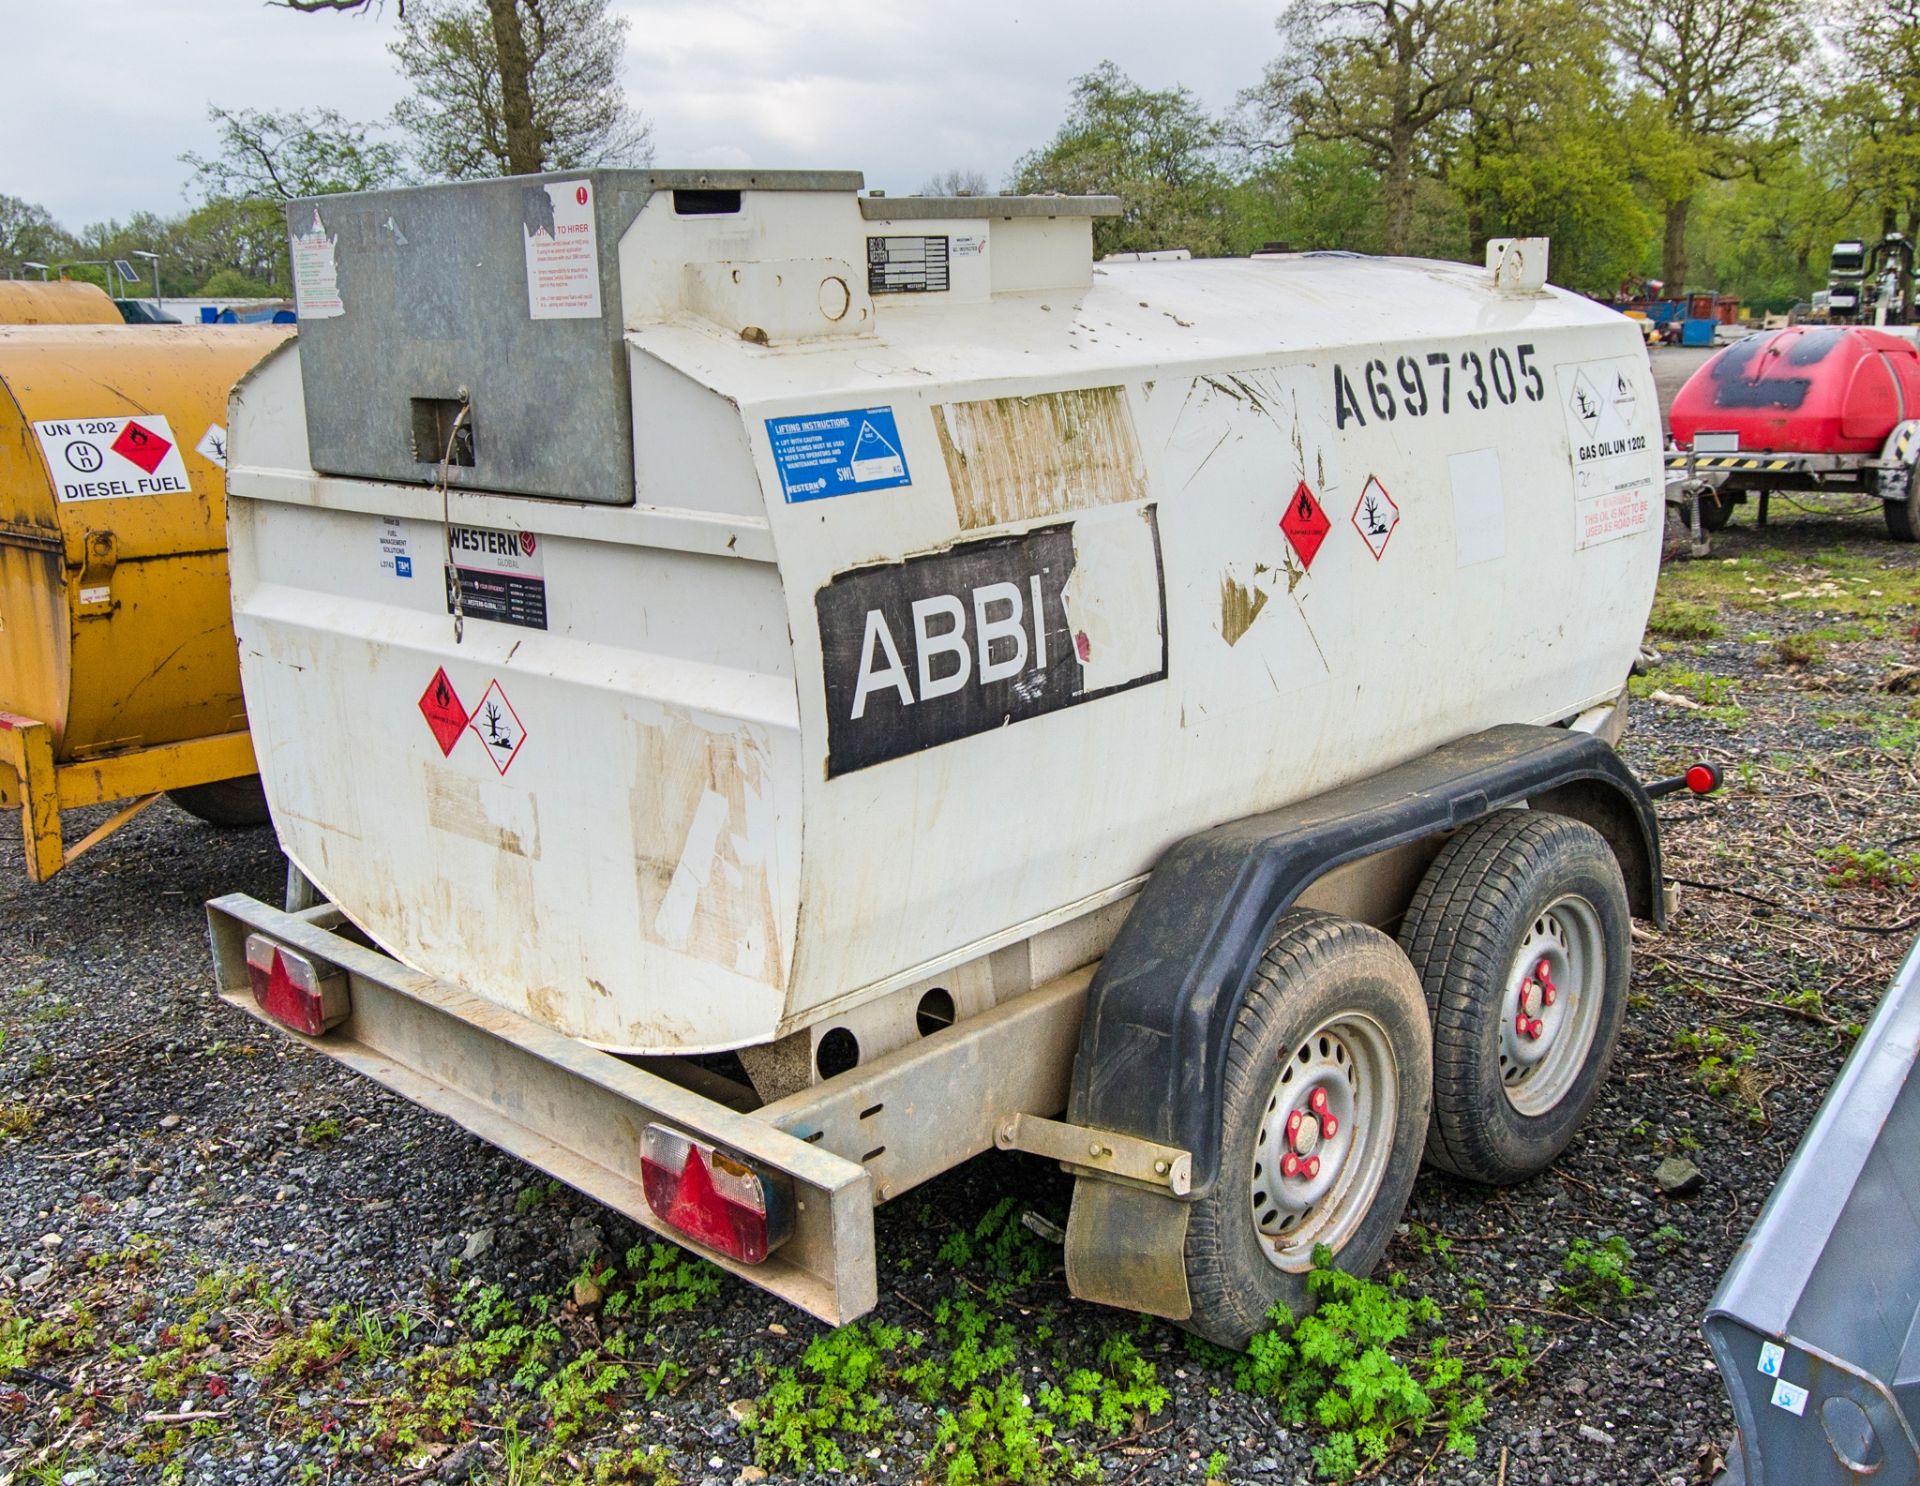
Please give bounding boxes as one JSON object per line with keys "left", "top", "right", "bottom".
{"left": 920, "top": 168, "right": 991, "bottom": 196}
{"left": 390, "top": 0, "right": 651, "bottom": 178}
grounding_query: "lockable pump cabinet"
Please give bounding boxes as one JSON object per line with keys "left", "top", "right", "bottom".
{"left": 0, "top": 325, "right": 293, "bottom": 878}
{"left": 214, "top": 170, "right": 1671, "bottom": 1330}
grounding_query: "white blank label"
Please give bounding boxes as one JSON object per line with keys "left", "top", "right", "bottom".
{"left": 1449, "top": 448, "right": 1506, "bottom": 568}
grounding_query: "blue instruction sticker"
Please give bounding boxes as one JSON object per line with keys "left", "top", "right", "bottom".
{"left": 765, "top": 406, "right": 912, "bottom": 502}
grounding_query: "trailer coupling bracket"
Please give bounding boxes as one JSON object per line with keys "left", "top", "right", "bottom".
{"left": 996, "top": 1113, "right": 1193, "bottom": 1195}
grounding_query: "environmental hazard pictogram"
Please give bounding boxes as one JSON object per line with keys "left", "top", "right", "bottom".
{"left": 468, "top": 679, "right": 528, "bottom": 775}
{"left": 111, "top": 420, "right": 173, "bottom": 476}
{"left": 418, "top": 667, "right": 469, "bottom": 757}
{"left": 1280, "top": 480, "right": 1331, "bottom": 569}
{"left": 1351, "top": 476, "right": 1400, "bottom": 560}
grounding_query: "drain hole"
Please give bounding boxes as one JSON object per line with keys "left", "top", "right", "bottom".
{"left": 862, "top": 1146, "right": 887, "bottom": 1163}
{"left": 816, "top": 1027, "right": 859, "bottom": 1080}
{"left": 916, "top": 986, "right": 956, "bottom": 1036}
{"left": 859, "top": 1103, "right": 884, "bottom": 1120}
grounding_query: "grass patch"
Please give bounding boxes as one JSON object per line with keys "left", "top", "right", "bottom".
{"left": 1647, "top": 598, "right": 1722, "bottom": 640}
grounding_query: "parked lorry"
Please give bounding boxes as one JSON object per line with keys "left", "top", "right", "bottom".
{"left": 0, "top": 324, "right": 292, "bottom": 879}
{"left": 210, "top": 171, "right": 1703, "bottom": 1343}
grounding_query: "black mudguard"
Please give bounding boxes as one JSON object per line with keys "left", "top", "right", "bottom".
{"left": 1067, "top": 723, "right": 1660, "bottom": 1199}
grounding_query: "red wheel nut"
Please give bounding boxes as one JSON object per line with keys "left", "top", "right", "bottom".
{"left": 1542, "top": 983, "right": 1557, "bottom": 1007}
{"left": 1527, "top": 1018, "right": 1544, "bottom": 1039}
{"left": 1309, "top": 1087, "right": 1329, "bottom": 1114}
{"left": 1321, "top": 1114, "right": 1338, "bottom": 1138}
{"left": 1281, "top": 1153, "right": 1302, "bottom": 1178}
{"left": 1287, "top": 1110, "right": 1303, "bottom": 1136}
{"left": 1303, "top": 1156, "right": 1321, "bottom": 1180}
{"left": 1516, "top": 1012, "right": 1531, "bottom": 1036}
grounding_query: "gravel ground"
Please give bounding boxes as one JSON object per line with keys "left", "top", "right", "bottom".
{"left": 4, "top": 498, "right": 1918, "bottom": 1486}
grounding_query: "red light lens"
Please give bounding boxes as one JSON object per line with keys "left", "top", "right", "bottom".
{"left": 244, "top": 934, "right": 350, "bottom": 1036}
{"left": 1685, "top": 764, "right": 1720, "bottom": 795}
{"left": 640, "top": 1125, "right": 791, "bottom": 1264}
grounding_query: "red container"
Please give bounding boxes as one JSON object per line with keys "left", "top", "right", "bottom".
{"left": 1668, "top": 326, "right": 1920, "bottom": 454}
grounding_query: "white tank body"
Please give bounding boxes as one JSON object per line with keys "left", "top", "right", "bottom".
{"left": 226, "top": 172, "right": 1661, "bottom": 1056}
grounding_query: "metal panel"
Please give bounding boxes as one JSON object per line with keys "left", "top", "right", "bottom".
{"left": 1705, "top": 935, "right": 1920, "bottom": 1485}
{"left": 289, "top": 170, "right": 865, "bottom": 506}
{"left": 756, "top": 968, "right": 1091, "bottom": 1204}
{"left": 207, "top": 893, "right": 878, "bottom": 1326}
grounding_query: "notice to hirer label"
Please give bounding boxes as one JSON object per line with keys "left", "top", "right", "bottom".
{"left": 523, "top": 180, "right": 602, "bottom": 320}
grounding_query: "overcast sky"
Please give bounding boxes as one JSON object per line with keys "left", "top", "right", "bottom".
{"left": 10, "top": 0, "right": 1284, "bottom": 230}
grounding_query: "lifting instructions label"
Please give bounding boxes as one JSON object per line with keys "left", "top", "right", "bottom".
{"left": 765, "top": 406, "right": 912, "bottom": 502}
{"left": 445, "top": 523, "right": 547, "bottom": 630}
{"left": 33, "top": 415, "right": 193, "bottom": 501}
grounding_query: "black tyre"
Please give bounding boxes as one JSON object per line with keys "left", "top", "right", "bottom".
{"left": 1182, "top": 910, "right": 1431, "bottom": 1348}
{"left": 1697, "top": 494, "right": 1735, "bottom": 532}
{"left": 1399, "top": 812, "right": 1630, "bottom": 1186}
{"left": 166, "top": 774, "right": 270, "bottom": 828}
{"left": 1887, "top": 488, "right": 1919, "bottom": 542}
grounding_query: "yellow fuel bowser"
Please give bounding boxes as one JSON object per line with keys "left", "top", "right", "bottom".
{"left": 0, "top": 281, "right": 123, "bottom": 327}
{"left": 0, "top": 324, "right": 293, "bottom": 879}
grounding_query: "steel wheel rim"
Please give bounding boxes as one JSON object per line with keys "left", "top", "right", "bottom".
{"left": 1251, "top": 1013, "right": 1398, "bottom": 1272}
{"left": 1500, "top": 894, "right": 1605, "bottom": 1117}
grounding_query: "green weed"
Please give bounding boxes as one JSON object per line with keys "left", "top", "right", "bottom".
{"left": 1557, "top": 1237, "right": 1637, "bottom": 1314}
{"left": 1821, "top": 844, "right": 1920, "bottom": 892}
{"left": 1235, "top": 1252, "right": 1492, "bottom": 1479}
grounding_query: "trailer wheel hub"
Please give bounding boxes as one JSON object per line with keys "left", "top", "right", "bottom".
{"left": 1252, "top": 1014, "right": 1397, "bottom": 1270}
{"left": 1499, "top": 896, "right": 1606, "bottom": 1116}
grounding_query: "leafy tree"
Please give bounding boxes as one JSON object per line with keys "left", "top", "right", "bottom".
{"left": 198, "top": 267, "right": 277, "bottom": 298}
{"left": 1447, "top": 2, "right": 1650, "bottom": 292}
{"left": 1220, "top": 140, "right": 1383, "bottom": 254}
{"left": 390, "top": 0, "right": 652, "bottom": 178}
{"left": 1611, "top": 0, "right": 1811, "bottom": 288}
{"left": 1824, "top": 0, "right": 1920, "bottom": 240}
{"left": 1015, "top": 62, "right": 1231, "bottom": 256}
{"left": 0, "top": 195, "right": 75, "bottom": 274}
{"left": 182, "top": 105, "right": 405, "bottom": 203}
{"left": 1249, "top": 0, "right": 1529, "bottom": 255}
{"left": 178, "top": 105, "right": 405, "bottom": 295}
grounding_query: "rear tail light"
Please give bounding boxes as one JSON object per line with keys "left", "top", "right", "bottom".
{"left": 640, "top": 1124, "right": 792, "bottom": 1264}
{"left": 244, "top": 934, "right": 350, "bottom": 1036}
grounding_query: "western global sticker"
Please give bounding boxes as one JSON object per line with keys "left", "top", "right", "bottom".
{"left": 445, "top": 523, "right": 547, "bottom": 630}
{"left": 765, "top": 406, "right": 913, "bottom": 502}
{"left": 32, "top": 415, "right": 194, "bottom": 501}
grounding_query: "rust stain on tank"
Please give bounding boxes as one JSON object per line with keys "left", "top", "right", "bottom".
{"left": 633, "top": 711, "right": 784, "bottom": 990}
{"left": 934, "top": 385, "right": 1149, "bottom": 530}
{"left": 1219, "top": 575, "right": 1269, "bottom": 646}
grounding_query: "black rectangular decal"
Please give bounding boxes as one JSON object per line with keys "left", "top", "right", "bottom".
{"left": 867, "top": 234, "right": 950, "bottom": 294}
{"left": 817, "top": 509, "right": 1166, "bottom": 776}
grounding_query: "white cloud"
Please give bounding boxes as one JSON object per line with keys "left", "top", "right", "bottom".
{"left": 4, "top": 0, "right": 1280, "bottom": 228}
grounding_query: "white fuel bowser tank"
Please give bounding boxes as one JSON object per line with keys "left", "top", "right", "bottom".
{"left": 226, "top": 172, "right": 1661, "bottom": 1066}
